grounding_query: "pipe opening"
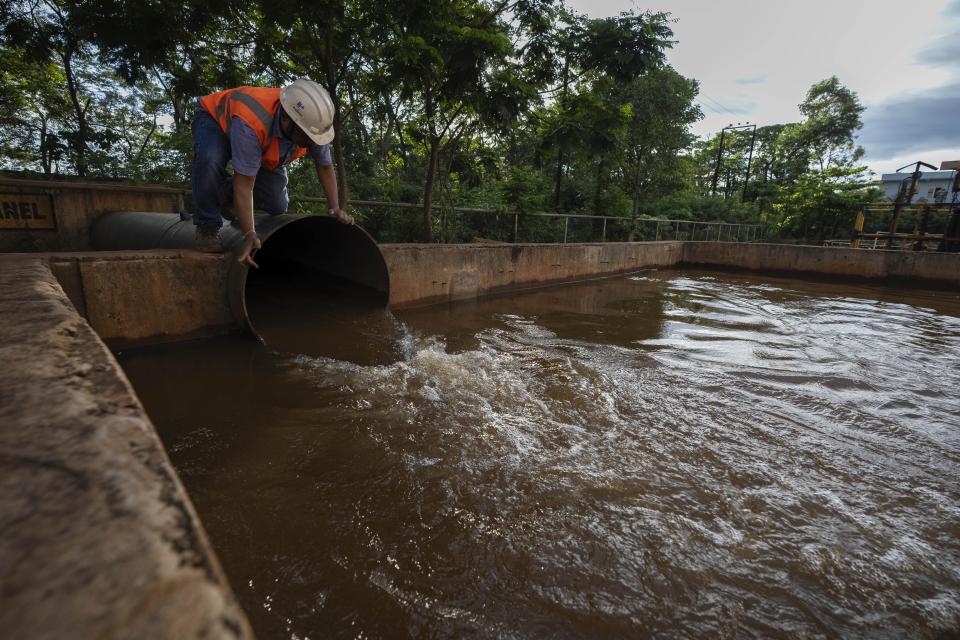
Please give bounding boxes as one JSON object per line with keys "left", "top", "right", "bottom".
{"left": 233, "top": 216, "right": 398, "bottom": 362}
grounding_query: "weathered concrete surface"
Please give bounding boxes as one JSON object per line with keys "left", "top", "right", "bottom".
{"left": 40, "top": 251, "right": 236, "bottom": 347}
{"left": 67, "top": 251, "right": 234, "bottom": 347}
{"left": 0, "top": 179, "right": 184, "bottom": 253}
{"left": 683, "top": 242, "right": 960, "bottom": 287}
{"left": 0, "top": 255, "right": 253, "bottom": 639}
{"left": 380, "top": 242, "right": 684, "bottom": 308}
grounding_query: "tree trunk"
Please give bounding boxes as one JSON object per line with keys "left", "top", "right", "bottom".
{"left": 553, "top": 148, "right": 564, "bottom": 211}
{"left": 382, "top": 98, "right": 399, "bottom": 172}
{"left": 325, "top": 35, "right": 350, "bottom": 208}
{"left": 61, "top": 46, "right": 88, "bottom": 177}
{"left": 39, "top": 118, "right": 51, "bottom": 176}
{"left": 553, "top": 56, "right": 570, "bottom": 211}
{"left": 627, "top": 148, "right": 646, "bottom": 241}
{"left": 345, "top": 75, "right": 370, "bottom": 168}
{"left": 631, "top": 146, "right": 647, "bottom": 219}
{"left": 381, "top": 116, "right": 394, "bottom": 171}
{"left": 422, "top": 136, "right": 440, "bottom": 242}
{"left": 592, "top": 157, "right": 606, "bottom": 238}
{"left": 331, "top": 110, "right": 350, "bottom": 208}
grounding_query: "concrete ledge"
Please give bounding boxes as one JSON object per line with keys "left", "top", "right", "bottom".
{"left": 36, "top": 251, "right": 235, "bottom": 348}
{"left": 381, "top": 241, "right": 685, "bottom": 308}
{"left": 683, "top": 242, "right": 960, "bottom": 287}
{"left": 0, "top": 256, "right": 252, "bottom": 639}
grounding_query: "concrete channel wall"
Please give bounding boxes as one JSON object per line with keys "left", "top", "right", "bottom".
{"left": 0, "top": 254, "right": 252, "bottom": 639}
{"left": 0, "top": 179, "right": 184, "bottom": 252}
{"left": 23, "top": 241, "right": 960, "bottom": 347}
{"left": 684, "top": 242, "right": 960, "bottom": 287}
{"left": 382, "top": 241, "right": 685, "bottom": 307}
{"left": 47, "top": 250, "right": 236, "bottom": 348}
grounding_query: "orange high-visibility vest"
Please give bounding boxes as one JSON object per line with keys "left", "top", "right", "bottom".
{"left": 199, "top": 86, "right": 309, "bottom": 172}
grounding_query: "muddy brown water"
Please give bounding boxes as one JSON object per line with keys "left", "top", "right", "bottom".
{"left": 118, "top": 270, "right": 960, "bottom": 639}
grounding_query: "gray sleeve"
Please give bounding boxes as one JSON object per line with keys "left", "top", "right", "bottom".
{"left": 229, "top": 118, "right": 263, "bottom": 176}
{"left": 310, "top": 144, "right": 333, "bottom": 167}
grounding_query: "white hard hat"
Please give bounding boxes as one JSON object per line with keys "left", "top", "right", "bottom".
{"left": 280, "top": 79, "right": 335, "bottom": 146}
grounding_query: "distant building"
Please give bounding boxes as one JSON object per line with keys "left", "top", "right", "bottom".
{"left": 880, "top": 161, "right": 959, "bottom": 203}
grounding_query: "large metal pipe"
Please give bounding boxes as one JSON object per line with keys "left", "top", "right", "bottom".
{"left": 91, "top": 212, "right": 390, "bottom": 340}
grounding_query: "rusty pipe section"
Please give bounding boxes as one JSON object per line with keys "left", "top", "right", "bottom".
{"left": 91, "top": 212, "right": 390, "bottom": 340}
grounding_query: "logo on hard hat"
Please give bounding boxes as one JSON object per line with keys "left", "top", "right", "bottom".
{"left": 295, "top": 100, "right": 305, "bottom": 115}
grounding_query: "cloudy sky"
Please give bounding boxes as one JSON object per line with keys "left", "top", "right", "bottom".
{"left": 566, "top": 0, "right": 960, "bottom": 176}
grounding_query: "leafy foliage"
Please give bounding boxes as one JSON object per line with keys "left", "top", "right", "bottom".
{"left": 0, "top": 1, "right": 876, "bottom": 243}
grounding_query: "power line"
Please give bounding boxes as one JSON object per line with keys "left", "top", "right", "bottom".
{"left": 699, "top": 92, "right": 742, "bottom": 119}
{"left": 700, "top": 94, "right": 739, "bottom": 118}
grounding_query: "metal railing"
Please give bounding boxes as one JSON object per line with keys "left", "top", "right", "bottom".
{"left": 291, "top": 197, "right": 766, "bottom": 245}
{"left": 0, "top": 178, "right": 767, "bottom": 245}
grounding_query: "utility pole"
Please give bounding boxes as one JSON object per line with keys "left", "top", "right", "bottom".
{"left": 710, "top": 127, "right": 727, "bottom": 196}
{"left": 742, "top": 124, "right": 758, "bottom": 203}
{"left": 710, "top": 123, "right": 757, "bottom": 199}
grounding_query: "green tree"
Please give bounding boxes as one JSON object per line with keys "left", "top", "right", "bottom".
{"left": 375, "top": 0, "right": 544, "bottom": 240}
{"left": 773, "top": 166, "right": 877, "bottom": 243}
{"left": 0, "top": 46, "right": 69, "bottom": 174}
{"left": 621, "top": 66, "right": 701, "bottom": 219}
{"left": 3, "top": 0, "right": 101, "bottom": 175}
{"left": 543, "top": 10, "right": 673, "bottom": 210}
{"left": 797, "top": 76, "right": 865, "bottom": 171}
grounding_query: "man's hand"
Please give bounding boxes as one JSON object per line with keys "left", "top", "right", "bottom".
{"left": 329, "top": 208, "right": 355, "bottom": 225}
{"left": 237, "top": 232, "right": 262, "bottom": 268}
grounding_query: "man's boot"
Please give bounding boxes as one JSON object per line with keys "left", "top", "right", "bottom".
{"left": 195, "top": 223, "right": 223, "bottom": 253}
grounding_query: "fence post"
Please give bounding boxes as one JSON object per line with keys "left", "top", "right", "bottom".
{"left": 602, "top": 218, "right": 607, "bottom": 242}
{"left": 514, "top": 213, "right": 519, "bottom": 243}
{"left": 563, "top": 217, "right": 569, "bottom": 244}
{"left": 851, "top": 209, "right": 864, "bottom": 249}
{"left": 655, "top": 221, "right": 661, "bottom": 241}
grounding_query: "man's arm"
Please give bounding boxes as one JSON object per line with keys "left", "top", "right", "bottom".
{"left": 315, "top": 163, "right": 354, "bottom": 225}
{"left": 234, "top": 174, "right": 261, "bottom": 267}
{"left": 228, "top": 117, "right": 264, "bottom": 267}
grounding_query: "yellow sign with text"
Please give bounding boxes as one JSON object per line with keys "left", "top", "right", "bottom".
{"left": 0, "top": 193, "right": 57, "bottom": 230}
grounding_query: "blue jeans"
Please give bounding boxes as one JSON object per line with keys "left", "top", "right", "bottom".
{"left": 191, "top": 111, "right": 290, "bottom": 226}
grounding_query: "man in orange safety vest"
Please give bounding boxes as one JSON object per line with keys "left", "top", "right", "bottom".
{"left": 191, "top": 78, "right": 353, "bottom": 267}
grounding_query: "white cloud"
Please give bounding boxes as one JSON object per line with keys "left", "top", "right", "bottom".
{"left": 565, "top": 0, "right": 960, "bottom": 173}
{"left": 734, "top": 75, "right": 768, "bottom": 86}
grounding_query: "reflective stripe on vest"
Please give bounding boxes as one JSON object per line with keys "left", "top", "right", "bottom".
{"left": 229, "top": 91, "right": 273, "bottom": 134}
